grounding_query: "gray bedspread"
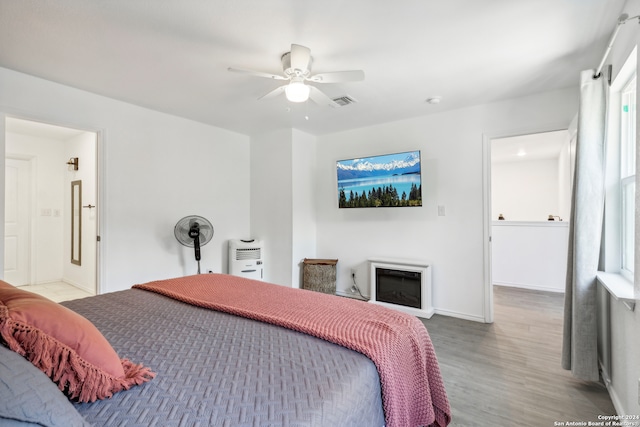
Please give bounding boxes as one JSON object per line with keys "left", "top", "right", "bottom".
{"left": 62, "top": 289, "right": 385, "bottom": 427}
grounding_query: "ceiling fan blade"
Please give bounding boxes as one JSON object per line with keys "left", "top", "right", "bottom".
{"left": 307, "top": 70, "right": 365, "bottom": 83}
{"left": 290, "top": 44, "right": 311, "bottom": 71}
{"left": 308, "top": 86, "right": 339, "bottom": 107}
{"left": 258, "top": 85, "right": 286, "bottom": 100}
{"left": 228, "top": 67, "right": 287, "bottom": 80}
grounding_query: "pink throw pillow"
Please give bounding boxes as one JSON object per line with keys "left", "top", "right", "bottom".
{"left": 0, "top": 281, "right": 154, "bottom": 402}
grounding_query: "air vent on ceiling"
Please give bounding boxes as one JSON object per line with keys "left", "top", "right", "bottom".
{"left": 332, "top": 95, "right": 357, "bottom": 107}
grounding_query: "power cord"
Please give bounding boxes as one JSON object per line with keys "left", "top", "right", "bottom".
{"left": 350, "top": 273, "right": 366, "bottom": 300}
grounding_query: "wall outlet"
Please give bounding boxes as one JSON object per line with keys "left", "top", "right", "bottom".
{"left": 350, "top": 268, "right": 356, "bottom": 279}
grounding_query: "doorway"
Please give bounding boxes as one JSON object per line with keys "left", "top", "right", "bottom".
{"left": 3, "top": 117, "right": 99, "bottom": 296}
{"left": 482, "top": 126, "right": 576, "bottom": 322}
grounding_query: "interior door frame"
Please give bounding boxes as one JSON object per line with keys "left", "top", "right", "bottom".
{"left": 0, "top": 112, "right": 104, "bottom": 294}
{"left": 481, "top": 122, "right": 571, "bottom": 323}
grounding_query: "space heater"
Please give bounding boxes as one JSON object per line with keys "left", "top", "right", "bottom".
{"left": 228, "top": 239, "right": 264, "bottom": 280}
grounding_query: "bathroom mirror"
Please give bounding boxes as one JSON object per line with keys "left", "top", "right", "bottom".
{"left": 71, "top": 180, "right": 82, "bottom": 266}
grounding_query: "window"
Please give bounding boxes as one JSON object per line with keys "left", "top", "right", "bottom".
{"left": 619, "top": 70, "right": 636, "bottom": 279}
{"left": 603, "top": 47, "right": 636, "bottom": 287}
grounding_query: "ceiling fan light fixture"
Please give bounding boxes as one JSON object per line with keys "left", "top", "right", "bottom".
{"left": 228, "top": 43, "right": 364, "bottom": 106}
{"left": 285, "top": 80, "right": 310, "bottom": 103}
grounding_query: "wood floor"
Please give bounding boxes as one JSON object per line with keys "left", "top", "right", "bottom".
{"left": 422, "top": 285, "right": 615, "bottom": 427}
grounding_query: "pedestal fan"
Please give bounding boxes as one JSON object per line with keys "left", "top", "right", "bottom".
{"left": 174, "top": 215, "right": 214, "bottom": 274}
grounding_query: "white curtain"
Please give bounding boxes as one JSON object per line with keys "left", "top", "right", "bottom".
{"left": 561, "top": 69, "right": 607, "bottom": 381}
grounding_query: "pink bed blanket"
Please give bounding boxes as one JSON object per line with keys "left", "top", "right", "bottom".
{"left": 133, "top": 273, "right": 451, "bottom": 427}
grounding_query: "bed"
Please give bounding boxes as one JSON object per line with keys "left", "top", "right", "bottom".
{"left": 0, "top": 274, "right": 450, "bottom": 427}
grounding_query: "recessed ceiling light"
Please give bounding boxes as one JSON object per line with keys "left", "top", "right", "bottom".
{"left": 426, "top": 96, "right": 442, "bottom": 104}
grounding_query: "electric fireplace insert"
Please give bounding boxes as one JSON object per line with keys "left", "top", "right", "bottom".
{"left": 375, "top": 267, "right": 421, "bottom": 309}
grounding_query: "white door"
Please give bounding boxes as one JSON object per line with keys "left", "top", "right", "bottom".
{"left": 4, "top": 158, "right": 30, "bottom": 286}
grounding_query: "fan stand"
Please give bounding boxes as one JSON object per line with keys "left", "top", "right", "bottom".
{"left": 194, "top": 242, "right": 202, "bottom": 274}
{"left": 189, "top": 224, "right": 203, "bottom": 274}
{"left": 194, "top": 243, "right": 202, "bottom": 275}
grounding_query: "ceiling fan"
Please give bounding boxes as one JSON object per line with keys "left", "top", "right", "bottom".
{"left": 228, "top": 44, "right": 364, "bottom": 107}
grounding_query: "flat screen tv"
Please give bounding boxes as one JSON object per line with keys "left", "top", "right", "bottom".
{"left": 337, "top": 150, "right": 422, "bottom": 208}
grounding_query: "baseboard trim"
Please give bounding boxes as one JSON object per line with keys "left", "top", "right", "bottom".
{"left": 493, "top": 281, "right": 565, "bottom": 293}
{"left": 61, "top": 278, "right": 94, "bottom": 294}
{"left": 432, "top": 308, "right": 486, "bottom": 323}
{"left": 336, "top": 290, "right": 486, "bottom": 323}
{"left": 32, "top": 279, "right": 62, "bottom": 286}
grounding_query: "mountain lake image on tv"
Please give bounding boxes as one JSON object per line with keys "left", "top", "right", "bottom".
{"left": 337, "top": 150, "right": 422, "bottom": 208}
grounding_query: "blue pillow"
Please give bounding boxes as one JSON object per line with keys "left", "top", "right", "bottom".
{"left": 0, "top": 344, "right": 90, "bottom": 427}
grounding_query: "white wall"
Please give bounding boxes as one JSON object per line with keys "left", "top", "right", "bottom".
{"left": 63, "top": 131, "right": 97, "bottom": 293}
{"left": 492, "top": 157, "right": 560, "bottom": 221}
{"left": 250, "top": 129, "right": 294, "bottom": 286}
{"left": 291, "top": 129, "right": 317, "bottom": 287}
{"left": 0, "top": 66, "right": 251, "bottom": 292}
{"left": 315, "top": 87, "right": 578, "bottom": 321}
{"left": 250, "top": 128, "right": 318, "bottom": 287}
{"left": 5, "top": 132, "right": 65, "bottom": 284}
{"left": 492, "top": 221, "right": 569, "bottom": 292}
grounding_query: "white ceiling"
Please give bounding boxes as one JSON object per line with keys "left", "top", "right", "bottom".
{"left": 0, "top": 0, "right": 627, "bottom": 136}
{"left": 491, "top": 130, "right": 570, "bottom": 163}
{"left": 6, "top": 117, "right": 88, "bottom": 141}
